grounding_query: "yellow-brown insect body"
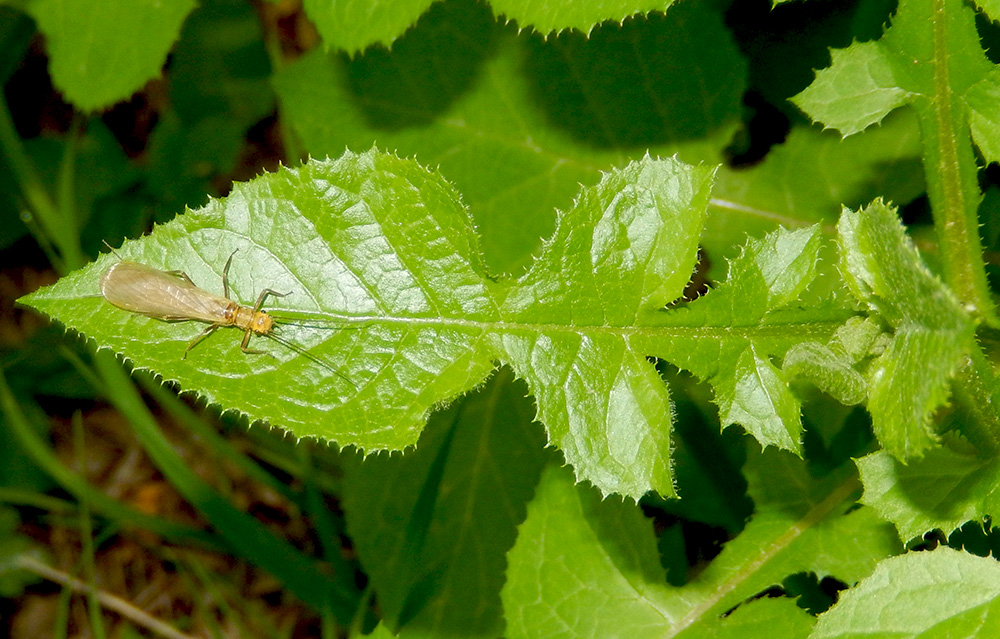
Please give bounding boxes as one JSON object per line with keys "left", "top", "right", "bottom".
{"left": 99, "top": 251, "right": 355, "bottom": 385}
{"left": 230, "top": 303, "right": 275, "bottom": 335}
{"left": 100, "top": 258, "right": 286, "bottom": 357}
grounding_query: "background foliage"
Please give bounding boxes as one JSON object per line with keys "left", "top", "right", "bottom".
{"left": 4, "top": 0, "right": 1000, "bottom": 636}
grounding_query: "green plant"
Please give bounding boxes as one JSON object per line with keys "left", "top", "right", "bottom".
{"left": 6, "top": 0, "right": 1000, "bottom": 636}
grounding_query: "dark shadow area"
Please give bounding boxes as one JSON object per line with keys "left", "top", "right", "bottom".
{"left": 344, "top": 0, "right": 501, "bottom": 130}
{"left": 522, "top": 2, "right": 745, "bottom": 149}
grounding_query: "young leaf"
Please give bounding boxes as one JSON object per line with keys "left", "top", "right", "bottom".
{"left": 793, "top": 0, "right": 997, "bottom": 322}
{"left": 21, "top": 149, "right": 716, "bottom": 499}
{"left": 792, "top": 0, "right": 999, "bottom": 145}
{"left": 501, "top": 448, "right": 898, "bottom": 638}
{"left": 837, "top": 201, "right": 976, "bottom": 459}
{"left": 26, "top": 0, "right": 196, "bottom": 111}
{"left": 781, "top": 317, "right": 881, "bottom": 406}
{"left": 812, "top": 547, "right": 1000, "bottom": 638}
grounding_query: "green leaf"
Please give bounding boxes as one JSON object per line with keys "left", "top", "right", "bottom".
{"left": 21, "top": 150, "right": 719, "bottom": 499}
{"left": 792, "top": 0, "right": 997, "bottom": 322}
{"left": 501, "top": 449, "right": 898, "bottom": 638}
{"left": 812, "top": 547, "right": 1000, "bottom": 638}
{"left": 645, "top": 225, "right": 853, "bottom": 454}
{"left": 502, "top": 464, "right": 673, "bottom": 639}
{"left": 716, "top": 347, "right": 801, "bottom": 451}
{"left": 837, "top": 201, "right": 976, "bottom": 459}
{"left": 303, "top": 0, "right": 434, "bottom": 54}
{"left": 782, "top": 317, "right": 881, "bottom": 406}
{"left": 792, "top": 0, "right": 998, "bottom": 143}
{"left": 342, "top": 369, "right": 547, "bottom": 636}
{"left": 857, "top": 447, "right": 1000, "bottom": 541}
{"left": 303, "top": 0, "right": 691, "bottom": 53}
{"left": 273, "top": 0, "right": 746, "bottom": 273}
{"left": 791, "top": 42, "right": 909, "bottom": 136}
{"left": 26, "top": 0, "right": 196, "bottom": 111}
{"left": 487, "top": 0, "right": 681, "bottom": 37}
{"left": 707, "top": 112, "right": 924, "bottom": 272}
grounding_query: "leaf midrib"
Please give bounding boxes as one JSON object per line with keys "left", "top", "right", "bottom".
{"left": 272, "top": 310, "right": 849, "bottom": 340}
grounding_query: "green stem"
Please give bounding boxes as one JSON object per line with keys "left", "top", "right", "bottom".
{"left": 921, "top": 0, "right": 996, "bottom": 324}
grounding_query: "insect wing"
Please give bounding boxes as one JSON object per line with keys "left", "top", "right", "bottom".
{"left": 100, "top": 261, "right": 229, "bottom": 323}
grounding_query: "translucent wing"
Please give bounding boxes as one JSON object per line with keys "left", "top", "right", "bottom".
{"left": 100, "top": 261, "right": 230, "bottom": 323}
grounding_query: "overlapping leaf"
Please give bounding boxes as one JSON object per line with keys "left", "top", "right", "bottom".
{"left": 812, "top": 548, "right": 1000, "bottom": 638}
{"left": 342, "top": 369, "right": 547, "bottom": 637}
{"left": 273, "top": 0, "right": 746, "bottom": 274}
{"left": 793, "top": 0, "right": 997, "bottom": 325}
{"left": 303, "top": 0, "right": 684, "bottom": 55}
{"left": 22, "top": 150, "right": 707, "bottom": 498}
{"left": 857, "top": 447, "right": 1000, "bottom": 542}
{"left": 502, "top": 448, "right": 898, "bottom": 638}
{"left": 792, "top": 0, "right": 1000, "bottom": 153}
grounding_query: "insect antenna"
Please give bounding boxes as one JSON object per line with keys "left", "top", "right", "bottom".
{"left": 264, "top": 328, "right": 356, "bottom": 389}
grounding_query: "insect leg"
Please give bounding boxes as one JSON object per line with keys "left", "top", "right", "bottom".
{"left": 252, "top": 288, "right": 290, "bottom": 313}
{"left": 240, "top": 327, "right": 267, "bottom": 355}
{"left": 184, "top": 324, "right": 219, "bottom": 359}
{"left": 222, "top": 250, "right": 239, "bottom": 299}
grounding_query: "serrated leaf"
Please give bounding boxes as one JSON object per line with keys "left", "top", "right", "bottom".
{"left": 27, "top": 0, "right": 196, "bottom": 111}
{"left": 21, "top": 150, "right": 717, "bottom": 499}
{"left": 488, "top": 0, "right": 681, "bottom": 37}
{"left": 641, "top": 225, "right": 854, "bottom": 454}
{"left": 792, "top": 0, "right": 998, "bottom": 144}
{"left": 792, "top": 42, "right": 909, "bottom": 136}
{"left": 857, "top": 448, "right": 1000, "bottom": 541}
{"left": 303, "top": 0, "right": 434, "bottom": 54}
{"left": 812, "top": 547, "right": 1000, "bottom": 638}
{"left": 501, "top": 449, "right": 898, "bottom": 638}
{"left": 341, "top": 370, "right": 547, "bottom": 636}
{"left": 716, "top": 347, "right": 801, "bottom": 451}
{"left": 794, "top": 0, "right": 998, "bottom": 324}
{"left": 837, "top": 201, "right": 976, "bottom": 459}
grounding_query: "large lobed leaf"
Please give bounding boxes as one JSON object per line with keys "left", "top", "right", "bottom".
{"left": 273, "top": 0, "right": 747, "bottom": 274}
{"left": 21, "top": 150, "right": 705, "bottom": 498}
{"left": 22, "top": 149, "right": 860, "bottom": 499}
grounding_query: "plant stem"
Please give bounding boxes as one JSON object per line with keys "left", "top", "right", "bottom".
{"left": 920, "top": 0, "right": 996, "bottom": 324}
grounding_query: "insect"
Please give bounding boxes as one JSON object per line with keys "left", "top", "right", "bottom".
{"left": 99, "top": 250, "right": 353, "bottom": 384}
